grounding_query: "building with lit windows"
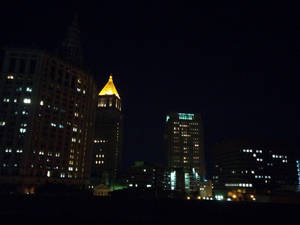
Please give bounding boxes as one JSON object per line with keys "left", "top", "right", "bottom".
{"left": 0, "top": 17, "right": 97, "bottom": 193}
{"left": 125, "top": 161, "right": 165, "bottom": 190}
{"left": 164, "top": 112, "right": 205, "bottom": 193}
{"left": 211, "top": 139, "right": 298, "bottom": 199}
{"left": 91, "top": 75, "right": 123, "bottom": 187}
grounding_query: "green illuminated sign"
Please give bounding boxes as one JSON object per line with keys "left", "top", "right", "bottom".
{"left": 178, "top": 113, "right": 194, "bottom": 120}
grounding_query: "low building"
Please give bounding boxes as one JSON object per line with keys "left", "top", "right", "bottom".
{"left": 211, "top": 139, "right": 298, "bottom": 200}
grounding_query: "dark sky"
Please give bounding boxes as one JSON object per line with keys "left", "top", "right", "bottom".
{"left": 0, "top": 1, "right": 299, "bottom": 168}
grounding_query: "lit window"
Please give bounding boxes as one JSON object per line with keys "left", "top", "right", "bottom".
{"left": 13, "top": 99, "right": 17, "bottom": 103}
{"left": 74, "top": 112, "right": 79, "bottom": 117}
{"left": 7, "top": 75, "right": 14, "bottom": 79}
{"left": 59, "top": 124, "right": 64, "bottom": 128}
{"left": 16, "top": 149, "right": 23, "bottom": 153}
{"left": 5, "top": 149, "right": 12, "bottom": 153}
{"left": 83, "top": 90, "right": 86, "bottom": 94}
{"left": 60, "top": 173, "right": 65, "bottom": 178}
{"left": 72, "top": 138, "right": 76, "bottom": 142}
{"left": 23, "top": 98, "right": 31, "bottom": 104}
{"left": 68, "top": 167, "right": 73, "bottom": 171}
{"left": 40, "top": 101, "right": 44, "bottom": 106}
{"left": 50, "top": 123, "right": 56, "bottom": 127}
{"left": 19, "top": 128, "right": 26, "bottom": 133}
{"left": 39, "top": 151, "right": 44, "bottom": 155}
{"left": 55, "top": 153, "right": 60, "bottom": 157}
{"left": 146, "top": 184, "right": 152, "bottom": 188}
{"left": 77, "top": 88, "right": 81, "bottom": 92}
{"left": 3, "top": 98, "right": 10, "bottom": 102}
{"left": 0, "top": 121, "right": 5, "bottom": 126}
{"left": 73, "top": 127, "right": 77, "bottom": 132}
{"left": 26, "top": 87, "right": 32, "bottom": 92}
{"left": 47, "top": 171, "right": 51, "bottom": 177}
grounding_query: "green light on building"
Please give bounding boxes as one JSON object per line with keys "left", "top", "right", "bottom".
{"left": 166, "top": 115, "right": 170, "bottom": 122}
{"left": 178, "top": 113, "right": 194, "bottom": 120}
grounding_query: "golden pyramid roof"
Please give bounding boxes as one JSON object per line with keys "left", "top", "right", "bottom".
{"left": 98, "top": 75, "right": 120, "bottom": 99}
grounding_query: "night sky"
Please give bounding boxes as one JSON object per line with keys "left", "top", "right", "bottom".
{"left": 0, "top": 1, "right": 299, "bottom": 169}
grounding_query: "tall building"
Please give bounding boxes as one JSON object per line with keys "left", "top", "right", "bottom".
{"left": 211, "top": 139, "right": 298, "bottom": 198}
{"left": 164, "top": 112, "right": 205, "bottom": 193}
{"left": 91, "top": 75, "right": 123, "bottom": 186}
{"left": 0, "top": 17, "right": 97, "bottom": 193}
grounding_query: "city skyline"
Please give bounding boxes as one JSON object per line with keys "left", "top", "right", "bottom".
{"left": 0, "top": 1, "right": 298, "bottom": 169}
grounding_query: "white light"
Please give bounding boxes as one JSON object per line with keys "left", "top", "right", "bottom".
{"left": 26, "top": 87, "right": 32, "bottom": 92}
{"left": 3, "top": 98, "right": 9, "bottom": 102}
{"left": 23, "top": 98, "right": 31, "bottom": 104}
{"left": 146, "top": 184, "right": 152, "bottom": 188}
{"left": 7, "top": 75, "right": 14, "bottom": 79}
{"left": 19, "top": 128, "right": 26, "bottom": 133}
{"left": 40, "top": 101, "right": 44, "bottom": 106}
{"left": 0, "top": 121, "right": 5, "bottom": 126}
{"left": 47, "top": 171, "right": 51, "bottom": 177}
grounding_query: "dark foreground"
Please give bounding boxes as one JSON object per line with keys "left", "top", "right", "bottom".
{"left": 0, "top": 196, "right": 298, "bottom": 225}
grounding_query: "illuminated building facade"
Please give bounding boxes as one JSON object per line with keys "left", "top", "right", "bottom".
{"left": 164, "top": 112, "right": 205, "bottom": 192}
{"left": 211, "top": 139, "right": 298, "bottom": 196}
{"left": 91, "top": 75, "right": 123, "bottom": 186}
{"left": 0, "top": 17, "right": 97, "bottom": 193}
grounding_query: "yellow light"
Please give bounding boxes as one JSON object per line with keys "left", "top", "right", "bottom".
{"left": 197, "top": 196, "right": 201, "bottom": 200}
{"left": 7, "top": 75, "right": 14, "bottom": 79}
{"left": 77, "top": 79, "right": 81, "bottom": 84}
{"left": 98, "top": 75, "right": 120, "bottom": 99}
{"left": 232, "top": 194, "right": 237, "bottom": 199}
{"left": 187, "top": 196, "right": 191, "bottom": 200}
{"left": 250, "top": 194, "right": 255, "bottom": 199}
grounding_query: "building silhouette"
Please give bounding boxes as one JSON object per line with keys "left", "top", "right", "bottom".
{"left": 91, "top": 75, "right": 123, "bottom": 187}
{"left": 164, "top": 112, "right": 205, "bottom": 193}
{"left": 0, "top": 16, "right": 97, "bottom": 193}
{"left": 211, "top": 139, "right": 298, "bottom": 199}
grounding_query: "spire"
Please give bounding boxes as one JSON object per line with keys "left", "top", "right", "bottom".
{"left": 61, "top": 13, "right": 83, "bottom": 67}
{"left": 99, "top": 75, "right": 120, "bottom": 99}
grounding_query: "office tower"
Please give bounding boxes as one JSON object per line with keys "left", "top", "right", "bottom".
{"left": 0, "top": 17, "right": 97, "bottom": 194}
{"left": 91, "top": 75, "right": 123, "bottom": 186}
{"left": 211, "top": 139, "right": 298, "bottom": 199}
{"left": 164, "top": 112, "right": 205, "bottom": 193}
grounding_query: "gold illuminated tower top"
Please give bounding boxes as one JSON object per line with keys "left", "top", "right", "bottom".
{"left": 98, "top": 75, "right": 120, "bottom": 99}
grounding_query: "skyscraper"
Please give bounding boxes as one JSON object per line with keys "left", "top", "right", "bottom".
{"left": 91, "top": 75, "right": 123, "bottom": 186}
{"left": 0, "top": 17, "right": 97, "bottom": 194}
{"left": 164, "top": 112, "right": 205, "bottom": 193}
